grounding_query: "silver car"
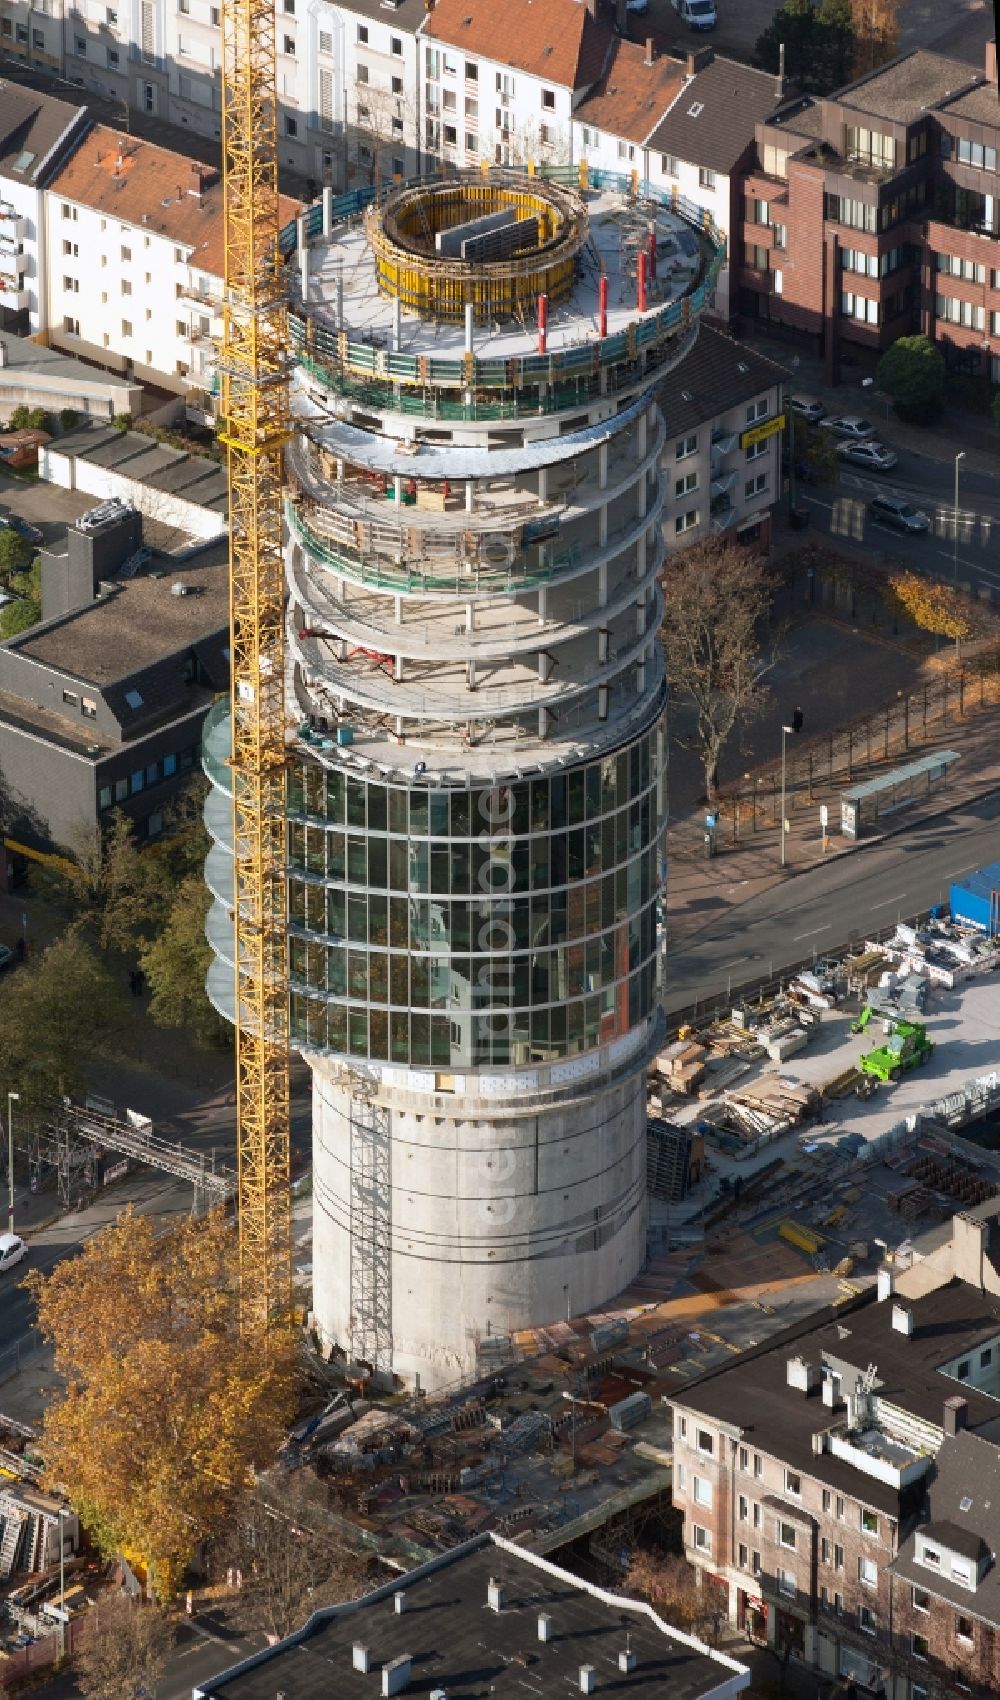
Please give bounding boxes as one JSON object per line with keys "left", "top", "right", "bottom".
{"left": 821, "top": 415, "right": 876, "bottom": 441}
{"left": 790, "top": 394, "right": 826, "bottom": 424}
{"left": 837, "top": 440, "right": 898, "bottom": 471}
{"left": 869, "top": 494, "right": 930, "bottom": 534}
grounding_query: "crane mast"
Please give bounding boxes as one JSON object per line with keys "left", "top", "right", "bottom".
{"left": 219, "top": 0, "right": 292, "bottom": 1338}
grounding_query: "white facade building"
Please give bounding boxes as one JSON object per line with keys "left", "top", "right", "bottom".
{"left": 0, "top": 82, "right": 87, "bottom": 339}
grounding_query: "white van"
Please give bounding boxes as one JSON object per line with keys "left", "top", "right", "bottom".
{"left": 672, "top": 0, "right": 717, "bottom": 29}
{"left": 0, "top": 1233, "right": 27, "bottom": 1274}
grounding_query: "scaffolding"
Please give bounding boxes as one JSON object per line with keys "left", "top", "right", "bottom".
{"left": 348, "top": 1090, "right": 393, "bottom": 1375}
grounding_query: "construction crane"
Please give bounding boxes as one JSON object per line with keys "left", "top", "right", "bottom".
{"left": 219, "top": 0, "right": 292, "bottom": 1339}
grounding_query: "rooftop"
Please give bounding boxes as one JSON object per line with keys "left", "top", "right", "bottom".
{"left": 671, "top": 1279, "right": 1000, "bottom": 1512}
{"left": 648, "top": 54, "right": 787, "bottom": 175}
{"left": 0, "top": 83, "right": 86, "bottom": 188}
{"left": 891, "top": 1432, "right": 1000, "bottom": 1623}
{"left": 0, "top": 332, "right": 137, "bottom": 400}
{"left": 834, "top": 49, "right": 983, "bottom": 125}
{"left": 51, "top": 421, "right": 229, "bottom": 515}
{"left": 193, "top": 1534, "right": 749, "bottom": 1700}
{"left": 575, "top": 39, "right": 687, "bottom": 146}
{"left": 938, "top": 80, "right": 1000, "bottom": 127}
{"left": 423, "top": 0, "right": 613, "bottom": 91}
{"left": 658, "top": 324, "right": 790, "bottom": 439}
{"left": 11, "top": 547, "right": 229, "bottom": 684}
{"left": 46, "top": 125, "right": 300, "bottom": 277}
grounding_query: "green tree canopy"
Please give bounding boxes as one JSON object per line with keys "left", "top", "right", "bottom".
{"left": 0, "top": 526, "right": 32, "bottom": 581}
{"left": 140, "top": 870, "right": 226, "bottom": 1047}
{"left": 875, "top": 334, "right": 946, "bottom": 423}
{"left": 0, "top": 929, "right": 126, "bottom": 1106}
{"left": 755, "top": 0, "right": 856, "bottom": 94}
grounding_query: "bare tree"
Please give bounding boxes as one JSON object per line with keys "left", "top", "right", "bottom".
{"left": 74, "top": 1595, "right": 175, "bottom": 1700}
{"left": 660, "top": 539, "right": 779, "bottom": 803}
{"left": 220, "top": 1477, "right": 371, "bottom": 1643}
{"left": 624, "top": 1550, "right": 718, "bottom": 1641}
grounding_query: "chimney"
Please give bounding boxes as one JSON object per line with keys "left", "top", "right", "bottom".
{"left": 487, "top": 1577, "right": 505, "bottom": 1613}
{"left": 538, "top": 1613, "right": 553, "bottom": 1643}
{"left": 645, "top": 35, "right": 654, "bottom": 65}
{"left": 382, "top": 1655, "right": 412, "bottom": 1697}
{"left": 619, "top": 1643, "right": 638, "bottom": 1674}
{"left": 944, "top": 1396, "right": 969, "bottom": 1437}
{"left": 877, "top": 1265, "right": 895, "bottom": 1302}
{"left": 579, "top": 1669, "right": 597, "bottom": 1695}
{"left": 892, "top": 1303, "right": 914, "bottom": 1337}
{"left": 394, "top": 1591, "right": 406, "bottom": 1615}
{"left": 685, "top": 47, "right": 713, "bottom": 77}
{"left": 986, "top": 39, "right": 997, "bottom": 85}
{"left": 787, "top": 1355, "right": 820, "bottom": 1394}
{"left": 776, "top": 40, "right": 785, "bottom": 100}
{"left": 353, "top": 1645, "right": 372, "bottom": 1674}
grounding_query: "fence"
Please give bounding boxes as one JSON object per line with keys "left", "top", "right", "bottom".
{"left": 0, "top": 1329, "right": 43, "bottom": 1392}
{"left": 0, "top": 1612, "right": 87, "bottom": 1690}
{"left": 707, "top": 645, "right": 1000, "bottom": 847}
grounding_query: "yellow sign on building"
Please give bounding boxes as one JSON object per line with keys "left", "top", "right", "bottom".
{"left": 740, "top": 413, "right": 786, "bottom": 450}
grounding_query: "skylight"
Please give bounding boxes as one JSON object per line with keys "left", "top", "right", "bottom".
{"left": 687, "top": 102, "right": 704, "bottom": 118}
{"left": 13, "top": 150, "right": 36, "bottom": 173}
{"left": 124, "top": 688, "right": 144, "bottom": 710}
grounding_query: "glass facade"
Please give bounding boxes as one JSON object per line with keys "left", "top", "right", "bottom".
{"left": 284, "top": 714, "right": 667, "bottom": 1070}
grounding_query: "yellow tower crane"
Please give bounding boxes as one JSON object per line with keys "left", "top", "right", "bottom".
{"left": 219, "top": 0, "right": 292, "bottom": 1338}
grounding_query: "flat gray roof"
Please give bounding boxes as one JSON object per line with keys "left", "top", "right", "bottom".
{"left": 836, "top": 50, "right": 981, "bottom": 124}
{"left": 53, "top": 422, "right": 228, "bottom": 514}
{"left": 842, "top": 749, "right": 960, "bottom": 803}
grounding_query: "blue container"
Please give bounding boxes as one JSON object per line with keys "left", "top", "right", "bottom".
{"left": 336, "top": 725, "right": 354, "bottom": 747}
{"left": 950, "top": 859, "right": 1000, "bottom": 935}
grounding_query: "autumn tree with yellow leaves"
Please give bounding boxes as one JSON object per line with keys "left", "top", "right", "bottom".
{"left": 883, "top": 571, "right": 972, "bottom": 644}
{"left": 27, "top": 1209, "right": 298, "bottom": 1600}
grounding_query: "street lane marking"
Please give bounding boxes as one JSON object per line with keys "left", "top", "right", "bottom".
{"left": 871, "top": 893, "right": 907, "bottom": 908}
{"left": 793, "top": 924, "right": 832, "bottom": 940}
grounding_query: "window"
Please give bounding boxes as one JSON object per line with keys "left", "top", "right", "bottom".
{"left": 745, "top": 474, "right": 767, "bottom": 499}
{"left": 696, "top": 1429, "right": 714, "bottom": 1454}
{"left": 62, "top": 689, "right": 79, "bottom": 707}
{"left": 675, "top": 471, "right": 698, "bottom": 497}
{"left": 857, "top": 1508, "right": 878, "bottom": 1535}
{"left": 661, "top": 153, "right": 679, "bottom": 177}
{"left": 936, "top": 253, "right": 985, "bottom": 282}
{"left": 845, "top": 125, "right": 895, "bottom": 169}
{"left": 911, "top": 1587, "right": 929, "bottom": 1611}
{"left": 542, "top": 88, "right": 555, "bottom": 110}
{"left": 745, "top": 439, "right": 768, "bottom": 462}
{"left": 821, "top": 1490, "right": 832, "bottom": 1514}
{"left": 618, "top": 141, "right": 636, "bottom": 162}
{"left": 62, "top": 275, "right": 78, "bottom": 293}
{"left": 957, "top": 135, "right": 997, "bottom": 171}
{"left": 443, "top": 125, "right": 457, "bottom": 147}
{"left": 749, "top": 197, "right": 769, "bottom": 225}
{"left": 842, "top": 291, "right": 880, "bottom": 324}
{"left": 62, "top": 240, "right": 78, "bottom": 257}
{"left": 751, "top": 1550, "right": 761, "bottom": 1576}
{"left": 75, "top": 35, "right": 86, "bottom": 54}
{"left": 754, "top": 1454, "right": 763, "bottom": 1479}
{"left": 675, "top": 510, "right": 699, "bottom": 535}
{"left": 121, "top": 319, "right": 132, "bottom": 337}
{"left": 738, "top": 1542, "right": 749, "bottom": 1569}
{"left": 738, "top": 1495, "right": 748, "bottom": 1522}
{"left": 908, "top": 129, "right": 928, "bottom": 162}
{"left": 920, "top": 1544, "right": 940, "bottom": 1568}
{"left": 752, "top": 1502, "right": 761, "bottom": 1530}
{"left": 99, "top": 786, "right": 113, "bottom": 811}
{"left": 33, "top": 28, "right": 44, "bottom": 46}
{"left": 777, "top": 1568, "right": 796, "bottom": 1598}
{"left": 81, "top": 697, "right": 97, "bottom": 719}
{"left": 121, "top": 279, "right": 132, "bottom": 296}
{"left": 107, "top": 46, "right": 119, "bottom": 66}
{"left": 675, "top": 1463, "right": 686, "bottom": 1491}
{"left": 63, "top": 316, "right": 80, "bottom": 335}
{"left": 826, "top": 194, "right": 878, "bottom": 232}
{"left": 834, "top": 1592, "right": 844, "bottom": 1616}
{"left": 744, "top": 243, "right": 769, "bottom": 271}
{"left": 699, "top": 167, "right": 716, "bottom": 189}
{"left": 357, "top": 22, "right": 368, "bottom": 41}
{"left": 163, "top": 754, "right": 177, "bottom": 778}
{"left": 911, "top": 1634, "right": 928, "bottom": 1661}
{"left": 951, "top": 1559, "right": 972, "bottom": 1587}
{"left": 842, "top": 247, "right": 879, "bottom": 277}
{"left": 282, "top": 34, "right": 294, "bottom": 53}
{"left": 693, "top": 1525, "right": 711, "bottom": 1553}
{"left": 835, "top": 1496, "right": 845, "bottom": 1520}
{"left": 283, "top": 0, "right": 294, "bottom": 11}
{"left": 357, "top": 62, "right": 369, "bottom": 83}
{"left": 392, "top": 75, "right": 403, "bottom": 94}
{"left": 319, "top": 29, "right": 332, "bottom": 51}
{"left": 956, "top": 1614, "right": 974, "bottom": 1643}
{"left": 763, "top": 142, "right": 788, "bottom": 178}
{"left": 982, "top": 1348, "right": 993, "bottom": 1367}
{"left": 465, "top": 60, "right": 477, "bottom": 80}
{"left": 958, "top": 1362, "right": 971, "bottom": 1381}
{"left": 391, "top": 34, "right": 402, "bottom": 54}
{"left": 859, "top": 1604, "right": 877, "bottom": 1635}
{"left": 693, "top": 1476, "right": 712, "bottom": 1508}
{"left": 834, "top": 1544, "right": 844, "bottom": 1570}
{"left": 859, "top": 1556, "right": 878, "bottom": 1587}
{"left": 539, "top": 124, "right": 553, "bottom": 145}
{"left": 442, "top": 89, "right": 457, "bottom": 112}
{"left": 677, "top": 1417, "right": 687, "bottom": 1439}
{"left": 779, "top": 1522, "right": 797, "bottom": 1550}
{"left": 676, "top": 433, "right": 698, "bottom": 459}
{"left": 739, "top": 1447, "right": 749, "bottom": 1472}
{"left": 936, "top": 294, "right": 985, "bottom": 330}
{"left": 772, "top": 224, "right": 787, "bottom": 250}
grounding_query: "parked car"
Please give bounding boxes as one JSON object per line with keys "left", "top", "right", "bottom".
{"left": 0, "top": 1233, "right": 27, "bottom": 1275}
{"left": 869, "top": 494, "right": 931, "bottom": 534}
{"left": 836, "top": 440, "right": 898, "bottom": 471}
{"left": 820, "top": 415, "right": 876, "bottom": 441}
{"left": 6, "top": 515, "right": 43, "bottom": 546}
{"left": 671, "top": 0, "right": 717, "bottom": 28}
{"left": 790, "top": 394, "right": 826, "bottom": 424}
{"left": 0, "top": 943, "right": 14, "bottom": 970}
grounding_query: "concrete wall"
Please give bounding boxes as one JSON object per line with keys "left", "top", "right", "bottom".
{"left": 39, "top": 444, "right": 226, "bottom": 542}
{"left": 311, "top": 1060, "right": 648, "bottom": 1389}
{"left": 0, "top": 717, "right": 96, "bottom": 847}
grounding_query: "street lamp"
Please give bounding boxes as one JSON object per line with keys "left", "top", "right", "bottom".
{"left": 780, "top": 725, "right": 794, "bottom": 869}
{"left": 953, "top": 450, "right": 966, "bottom": 576}
{"left": 56, "top": 1506, "right": 68, "bottom": 1659}
{"left": 7, "top": 1091, "right": 18, "bottom": 1237}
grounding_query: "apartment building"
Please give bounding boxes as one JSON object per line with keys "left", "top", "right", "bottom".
{"left": 740, "top": 40, "right": 1000, "bottom": 384}
{"left": 661, "top": 326, "right": 789, "bottom": 552}
{"left": 670, "top": 1207, "right": 1000, "bottom": 1700}
{"left": 645, "top": 51, "right": 789, "bottom": 323}
{"left": 0, "top": 83, "right": 87, "bottom": 338}
{"left": 43, "top": 125, "right": 298, "bottom": 420}
{"left": 573, "top": 36, "right": 685, "bottom": 175}
{"left": 418, "top": 0, "right": 613, "bottom": 172}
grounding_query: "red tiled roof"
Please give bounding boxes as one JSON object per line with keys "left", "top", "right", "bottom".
{"left": 575, "top": 38, "right": 686, "bottom": 145}
{"left": 427, "top": 0, "right": 613, "bottom": 90}
{"left": 47, "top": 125, "right": 301, "bottom": 279}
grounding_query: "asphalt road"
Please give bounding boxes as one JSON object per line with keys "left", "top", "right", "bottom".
{"left": 664, "top": 790, "right": 1000, "bottom": 1015}
{"left": 25, "top": 1613, "right": 262, "bottom": 1700}
{"left": 797, "top": 439, "right": 1000, "bottom": 597}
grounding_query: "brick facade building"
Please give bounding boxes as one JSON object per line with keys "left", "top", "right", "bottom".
{"left": 670, "top": 1210, "right": 1000, "bottom": 1700}
{"left": 737, "top": 41, "right": 1000, "bottom": 386}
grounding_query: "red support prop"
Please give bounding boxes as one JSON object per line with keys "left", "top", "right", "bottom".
{"left": 648, "top": 226, "right": 657, "bottom": 281}
{"left": 537, "top": 292, "right": 548, "bottom": 354}
{"left": 637, "top": 249, "right": 648, "bottom": 312}
{"left": 598, "top": 273, "right": 608, "bottom": 338}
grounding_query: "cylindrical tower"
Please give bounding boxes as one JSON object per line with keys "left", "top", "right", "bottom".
{"left": 205, "top": 169, "right": 725, "bottom": 1390}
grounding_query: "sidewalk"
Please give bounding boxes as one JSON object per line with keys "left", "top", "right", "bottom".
{"left": 739, "top": 329, "right": 1000, "bottom": 478}
{"left": 667, "top": 699, "right": 1000, "bottom": 945}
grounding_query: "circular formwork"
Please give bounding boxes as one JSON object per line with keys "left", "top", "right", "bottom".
{"left": 365, "top": 172, "right": 588, "bottom": 324}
